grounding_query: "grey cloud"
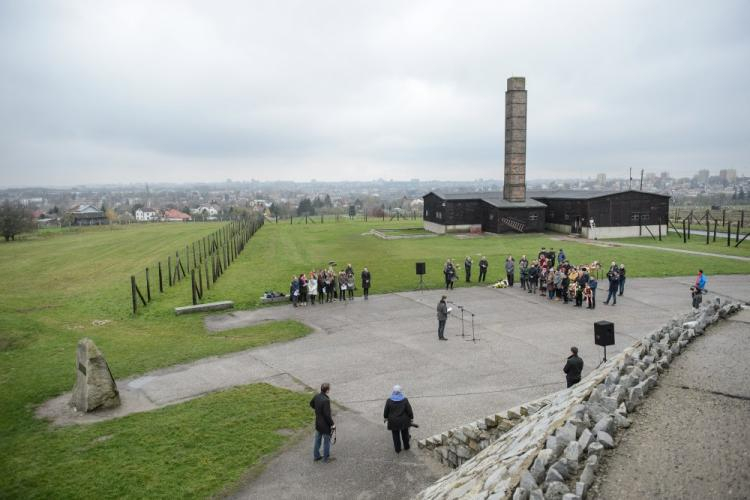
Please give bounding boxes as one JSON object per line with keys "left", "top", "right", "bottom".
{"left": 1, "top": 0, "right": 748, "bottom": 186}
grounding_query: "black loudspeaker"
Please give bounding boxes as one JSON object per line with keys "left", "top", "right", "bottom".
{"left": 594, "top": 321, "right": 615, "bottom": 347}
{"left": 416, "top": 262, "right": 426, "bottom": 275}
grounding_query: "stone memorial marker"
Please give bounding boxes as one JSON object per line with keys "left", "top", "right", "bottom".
{"left": 70, "top": 338, "right": 120, "bottom": 412}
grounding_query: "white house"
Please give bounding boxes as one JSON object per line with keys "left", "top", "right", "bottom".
{"left": 191, "top": 205, "right": 219, "bottom": 218}
{"left": 135, "top": 208, "right": 160, "bottom": 221}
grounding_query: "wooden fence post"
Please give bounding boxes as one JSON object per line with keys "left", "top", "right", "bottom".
{"left": 146, "top": 268, "right": 151, "bottom": 302}
{"left": 158, "top": 261, "right": 163, "bottom": 293}
{"left": 658, "top": 218, "right": 662, "bottom": 241}
{"left": 198, "top": 266, "right": 203, "bottom": 297}
{"left": 706, "top": 211, "right": 710, "bottom": 245}
{"left": 191, "top": 269, "right": 197, "bottom": 305}
{"left": 168, "top": 256, "right": 173, "bottom": 286}
{"left": 131, "top": 275, "right": 138, "bottom": 314}
{"left": 737, "top": 219, "right": 741, "bottom": 243}
{"left": 205, "top": 259, "right": 210, "bottom": 290}
{"left": 727, "top": 222, "right": 732, "bottom": 247}
{"left": 683, "top": 220, "right": 687, "bottom": 243}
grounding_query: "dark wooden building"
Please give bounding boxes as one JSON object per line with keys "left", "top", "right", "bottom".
{"left": 528, "top": 190, "right": 670, "bottom": 238}
{"left": 423, "top": 192, "right": 546, "bottom": 234}
{"left": 423, "top": 189, "right": 670, "bottom": 238}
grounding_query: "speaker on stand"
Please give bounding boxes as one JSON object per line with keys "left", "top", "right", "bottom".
{"left": 594, "top": 320, "right": 615, "bottom": 367}
{"left": 416, "top": 262, "right": 426, "bottom": 292}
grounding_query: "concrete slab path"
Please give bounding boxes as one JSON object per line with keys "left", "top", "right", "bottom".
{"left": 591, "top": 308, "right": 750, "bottom": 499}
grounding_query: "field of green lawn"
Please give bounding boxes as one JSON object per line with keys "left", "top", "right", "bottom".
{"left": 1, "top": 219, "right": 748, "bottom": 498}
{"left": 198, "top": 219, "right": 750, "bottom": 310}
{"left": 606, "top": 230, "right": 750, "bottom": 258}
{"left": 0, "top": 222, "right": 313, "bottom": 499}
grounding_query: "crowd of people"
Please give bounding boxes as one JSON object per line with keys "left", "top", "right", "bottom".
{"left": 289, "top": 264, "right": 371, "bottom": 306}
{"left": 444, "top": 248, "right": 628, "bottom": 309}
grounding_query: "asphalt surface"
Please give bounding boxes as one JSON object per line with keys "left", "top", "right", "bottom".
{"left": 591, "top": 308, "right": 750, "bottom": 500}
{"left": 36, "top": 275, "right": 749, "bottom": 499}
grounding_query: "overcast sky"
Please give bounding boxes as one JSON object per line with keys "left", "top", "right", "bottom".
{"left": 1, "top": 1, "right": 748, "bottom": 187}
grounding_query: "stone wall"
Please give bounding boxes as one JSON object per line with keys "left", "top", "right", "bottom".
{"left": 415, "top": 300, "right": 744, "bottom": 500}
{"left": 417, "top": 396, "right": 551, "bottom": 468}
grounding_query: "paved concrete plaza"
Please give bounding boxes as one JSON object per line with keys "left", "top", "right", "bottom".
{"left": 37, "top": 275, "right": 749, "bottom": 498}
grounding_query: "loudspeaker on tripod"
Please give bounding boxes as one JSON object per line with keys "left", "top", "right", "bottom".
{"left": 416, "top": 262, "right": 426, "bottom": 275}
{"left": 594, "top": 320, "right": 615, "bottom": 346}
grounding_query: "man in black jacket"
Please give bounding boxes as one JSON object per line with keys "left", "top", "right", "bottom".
{"left": 563, "top": 347, "right": 584, "bottom": 388}
{"left": 383, "top": 385, "right": 414, "bottom": 453}
{"left": 309, "top": 383, "right": 335, "bottom": 462}
{"left": 436, "top": 296, "right": 449, "bottom": 341}
{"left": 478, "top": 256, "right": 488, "bottom": 282}
{"left": 361, "top": 267, "right": 371, "bottom": 300}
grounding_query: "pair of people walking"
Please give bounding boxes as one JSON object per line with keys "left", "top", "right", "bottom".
{"left": 310, "top": 383, "right": 415, "bottom": 461}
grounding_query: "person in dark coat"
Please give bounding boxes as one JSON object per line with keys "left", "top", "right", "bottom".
{"left": 618, "top": 264, "right": 626, "bottom": 296}
{"left": 478, "top": 256, "right": 488, "bottom": 282}
{"left": 464, "top": 256, "right": 472, "bottom": 282}
{"left": 563, "top": 347, "right": 584, "bottom": 388}
{"left": 443, "top": 259, "right": 456, "bottom": 289}
{"left": 383, "top": 385, "right": 414, "bottom": 453}
{"left": 436, "top": 295, "right": 449, "bottom": 341}
{"left": 505, "top": 256, "right": 515, "bottom": 287}
{"left": 604, "top": 269, "right": 619, "bottom": 306}
{"left": 361, "top": 267, "right": 371, "bottom": 300}
{"left": 527, "top": 261, "right": 539, "bottom": 294}
{"left": 309, "top": 383, "right": 335, "bottom": 462}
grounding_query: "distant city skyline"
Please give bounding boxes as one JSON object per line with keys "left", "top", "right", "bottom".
{"left": 1, "top": 1, "right": 749, "bottom": 187}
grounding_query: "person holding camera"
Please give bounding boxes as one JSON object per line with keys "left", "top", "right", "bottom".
{"left": 383, "top": 385, "right": 414, "bottom": 453}
{"left": 310, "top": 383, "right": 336, "bottom": 463}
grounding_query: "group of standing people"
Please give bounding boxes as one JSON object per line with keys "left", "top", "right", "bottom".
{"left": 504, "top": 248, "right": 620, "bottom": 310}
{"left": 290, "top": 264, "right": 372, "bottom": 306}
{"left": 444, "top": 256, "right": 490, "bottom": 288}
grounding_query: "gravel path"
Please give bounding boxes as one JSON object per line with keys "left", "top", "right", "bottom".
{"left": 591, "top": 309, "right": 750, "bottom": 499}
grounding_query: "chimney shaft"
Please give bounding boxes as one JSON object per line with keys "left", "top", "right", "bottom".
{"left": 504, "top": 77, "right": 527, "bottom": 202}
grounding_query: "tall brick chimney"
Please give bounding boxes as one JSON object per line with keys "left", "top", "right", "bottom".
{"left": 503, "top": 77, "right": 527, "bottom": 202}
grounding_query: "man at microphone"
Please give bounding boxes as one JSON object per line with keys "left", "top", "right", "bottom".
{"left": 436, "top": 295, "right": 449, "bottom": 341}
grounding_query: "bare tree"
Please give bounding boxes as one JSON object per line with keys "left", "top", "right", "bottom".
{"left": 0, "top": 200, "right": 35, "bottom": 241}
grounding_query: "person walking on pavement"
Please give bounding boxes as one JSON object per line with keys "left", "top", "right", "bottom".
{"left": 464, "top": 256, "right": 472, "bottom": 282}
{"left": 563, "top": 347, "right": 584, "bottom": 388}
{"left": 618, "top": 264, "right": 627, "bottom": 296}
{"left": 478, "top": 256, "right": 488, "bottom": 282}
{"left": 604, "top": 268, "right": 619, "bottom": 306}
{"left": 437, "top": 295, "right": 449, "bottom": 341}
{"left": 383, "top": 385, "right": 414, "bottom": 453}
{"left": 310, "top": 383, "right": 336, "bottom": 463}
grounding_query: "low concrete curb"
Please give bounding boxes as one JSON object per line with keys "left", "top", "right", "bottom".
{"left": 174, "top": 300, "right": 234, "bottom": 315}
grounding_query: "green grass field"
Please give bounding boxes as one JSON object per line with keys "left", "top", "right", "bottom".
{"left": 198, "top": 219, "right": 750, "bottom": 310}
{"left": 0, "top": 223, "right": 313, "bottom": 498}
{"left": 1, "top": 219, "right": 748, "bottom": 498}
{"left": 606, "top": 230, "right": 750, "bottom": 257}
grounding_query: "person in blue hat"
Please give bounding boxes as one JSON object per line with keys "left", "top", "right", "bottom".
{"left": 383, "top": 385, "right": 414, "bottom": 453}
